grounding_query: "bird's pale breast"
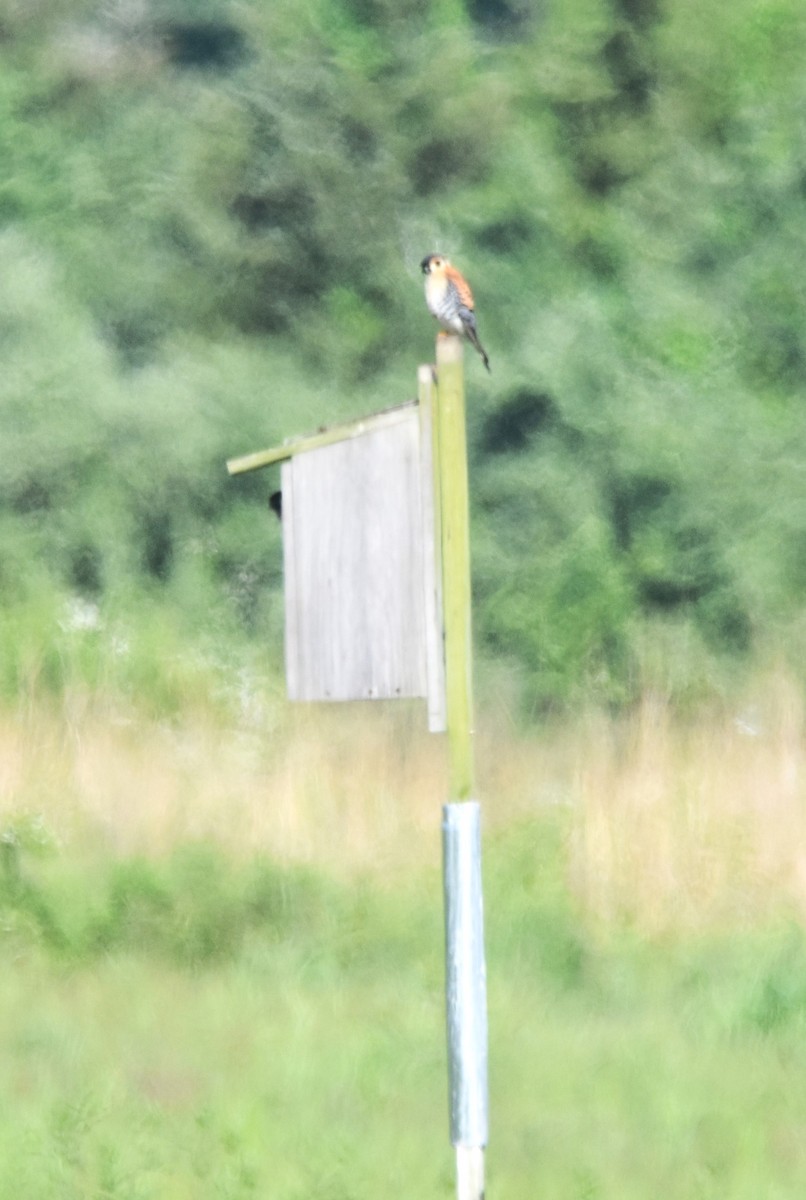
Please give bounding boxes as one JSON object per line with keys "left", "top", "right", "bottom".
{"left": 425, "top": 275, "right": 465, "bottom": 334}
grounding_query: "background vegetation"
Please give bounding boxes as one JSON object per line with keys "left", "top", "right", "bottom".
{"left": 3, "top": 2, "right": 806, "bottom": 1195}
{"left": 1, "top": 0, "right": 805, "bottom": 711}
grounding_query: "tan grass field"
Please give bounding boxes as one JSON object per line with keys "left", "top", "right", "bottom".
{"left": 1, "top": 669, "right": 804, "bottom": 932}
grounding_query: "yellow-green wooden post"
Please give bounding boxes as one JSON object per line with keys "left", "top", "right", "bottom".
{"left": 431, "top": 334, "right": 488, "bottom": 1200}
{"left": 434, "top": 334, "right": 475, "bottom": 799}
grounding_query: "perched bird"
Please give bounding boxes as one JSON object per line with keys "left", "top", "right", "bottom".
{"left": 420, "top": 253, "right": 490, "bottom": 372}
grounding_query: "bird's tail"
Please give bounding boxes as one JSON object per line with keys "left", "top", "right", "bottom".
{"left": 461, "top": 313, "right": 491, "bottom": 372}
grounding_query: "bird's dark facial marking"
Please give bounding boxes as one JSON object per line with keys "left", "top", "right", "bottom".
{"left": 421, "top": 253, "right": 439, "bottom": 273}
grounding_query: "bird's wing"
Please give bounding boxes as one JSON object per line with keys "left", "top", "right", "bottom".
{"left": 445, "top": 264, "right": 475, "bottom": 311}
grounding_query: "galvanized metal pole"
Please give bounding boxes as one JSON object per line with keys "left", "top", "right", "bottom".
{"left": 443, "top": 802, "right": 488, "bottom": 1197}
{"left": 433, "top": 333, "right": 488, "bottom": 1200}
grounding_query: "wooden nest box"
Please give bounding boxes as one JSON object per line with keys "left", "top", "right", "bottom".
{"left": 227, "top": 385, "right": 447, "bottom": 732}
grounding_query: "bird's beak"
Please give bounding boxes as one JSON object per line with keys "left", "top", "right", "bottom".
{"left": 420, "top": 257, "right": 431, "bottom": 274}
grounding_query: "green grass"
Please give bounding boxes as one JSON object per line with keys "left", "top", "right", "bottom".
{"left": 0, "top": 955, "right": 445, "bottom": 1199}
{"left": 5, "top": 820, "right": 806, "bottom": 1197}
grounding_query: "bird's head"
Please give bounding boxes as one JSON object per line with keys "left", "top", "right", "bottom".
{"left": 421, "top": 253, "right": 448, "bottom": 276}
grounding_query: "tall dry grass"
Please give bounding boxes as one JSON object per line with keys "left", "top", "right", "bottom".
{"left": 0, "top": 697, "right": 448, "bottom": 873}
{"left": 1, "top": 669, "right": 805, "bottom": 929}
{"left": 570, "top": 672, "right": 806, "bottom": 932}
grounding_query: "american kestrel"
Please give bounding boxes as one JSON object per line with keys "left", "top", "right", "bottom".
{"left": 420, "top": 253, "right": 490, "bottom": 372}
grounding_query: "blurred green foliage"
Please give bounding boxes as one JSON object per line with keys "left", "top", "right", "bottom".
{"left": 1, "top": 0, "right": 806, "bottom": 710}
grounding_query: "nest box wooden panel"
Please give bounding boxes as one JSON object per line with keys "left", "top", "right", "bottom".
{"left": 227, "top": 398, "right": 445, "bottom": 727}
{"left": 285, "top": 404, "right": 433, "bottom": 702}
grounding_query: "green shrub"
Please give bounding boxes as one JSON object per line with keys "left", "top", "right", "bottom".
{"left": 2, "top": 0, "right": 806, "bottom": 712}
